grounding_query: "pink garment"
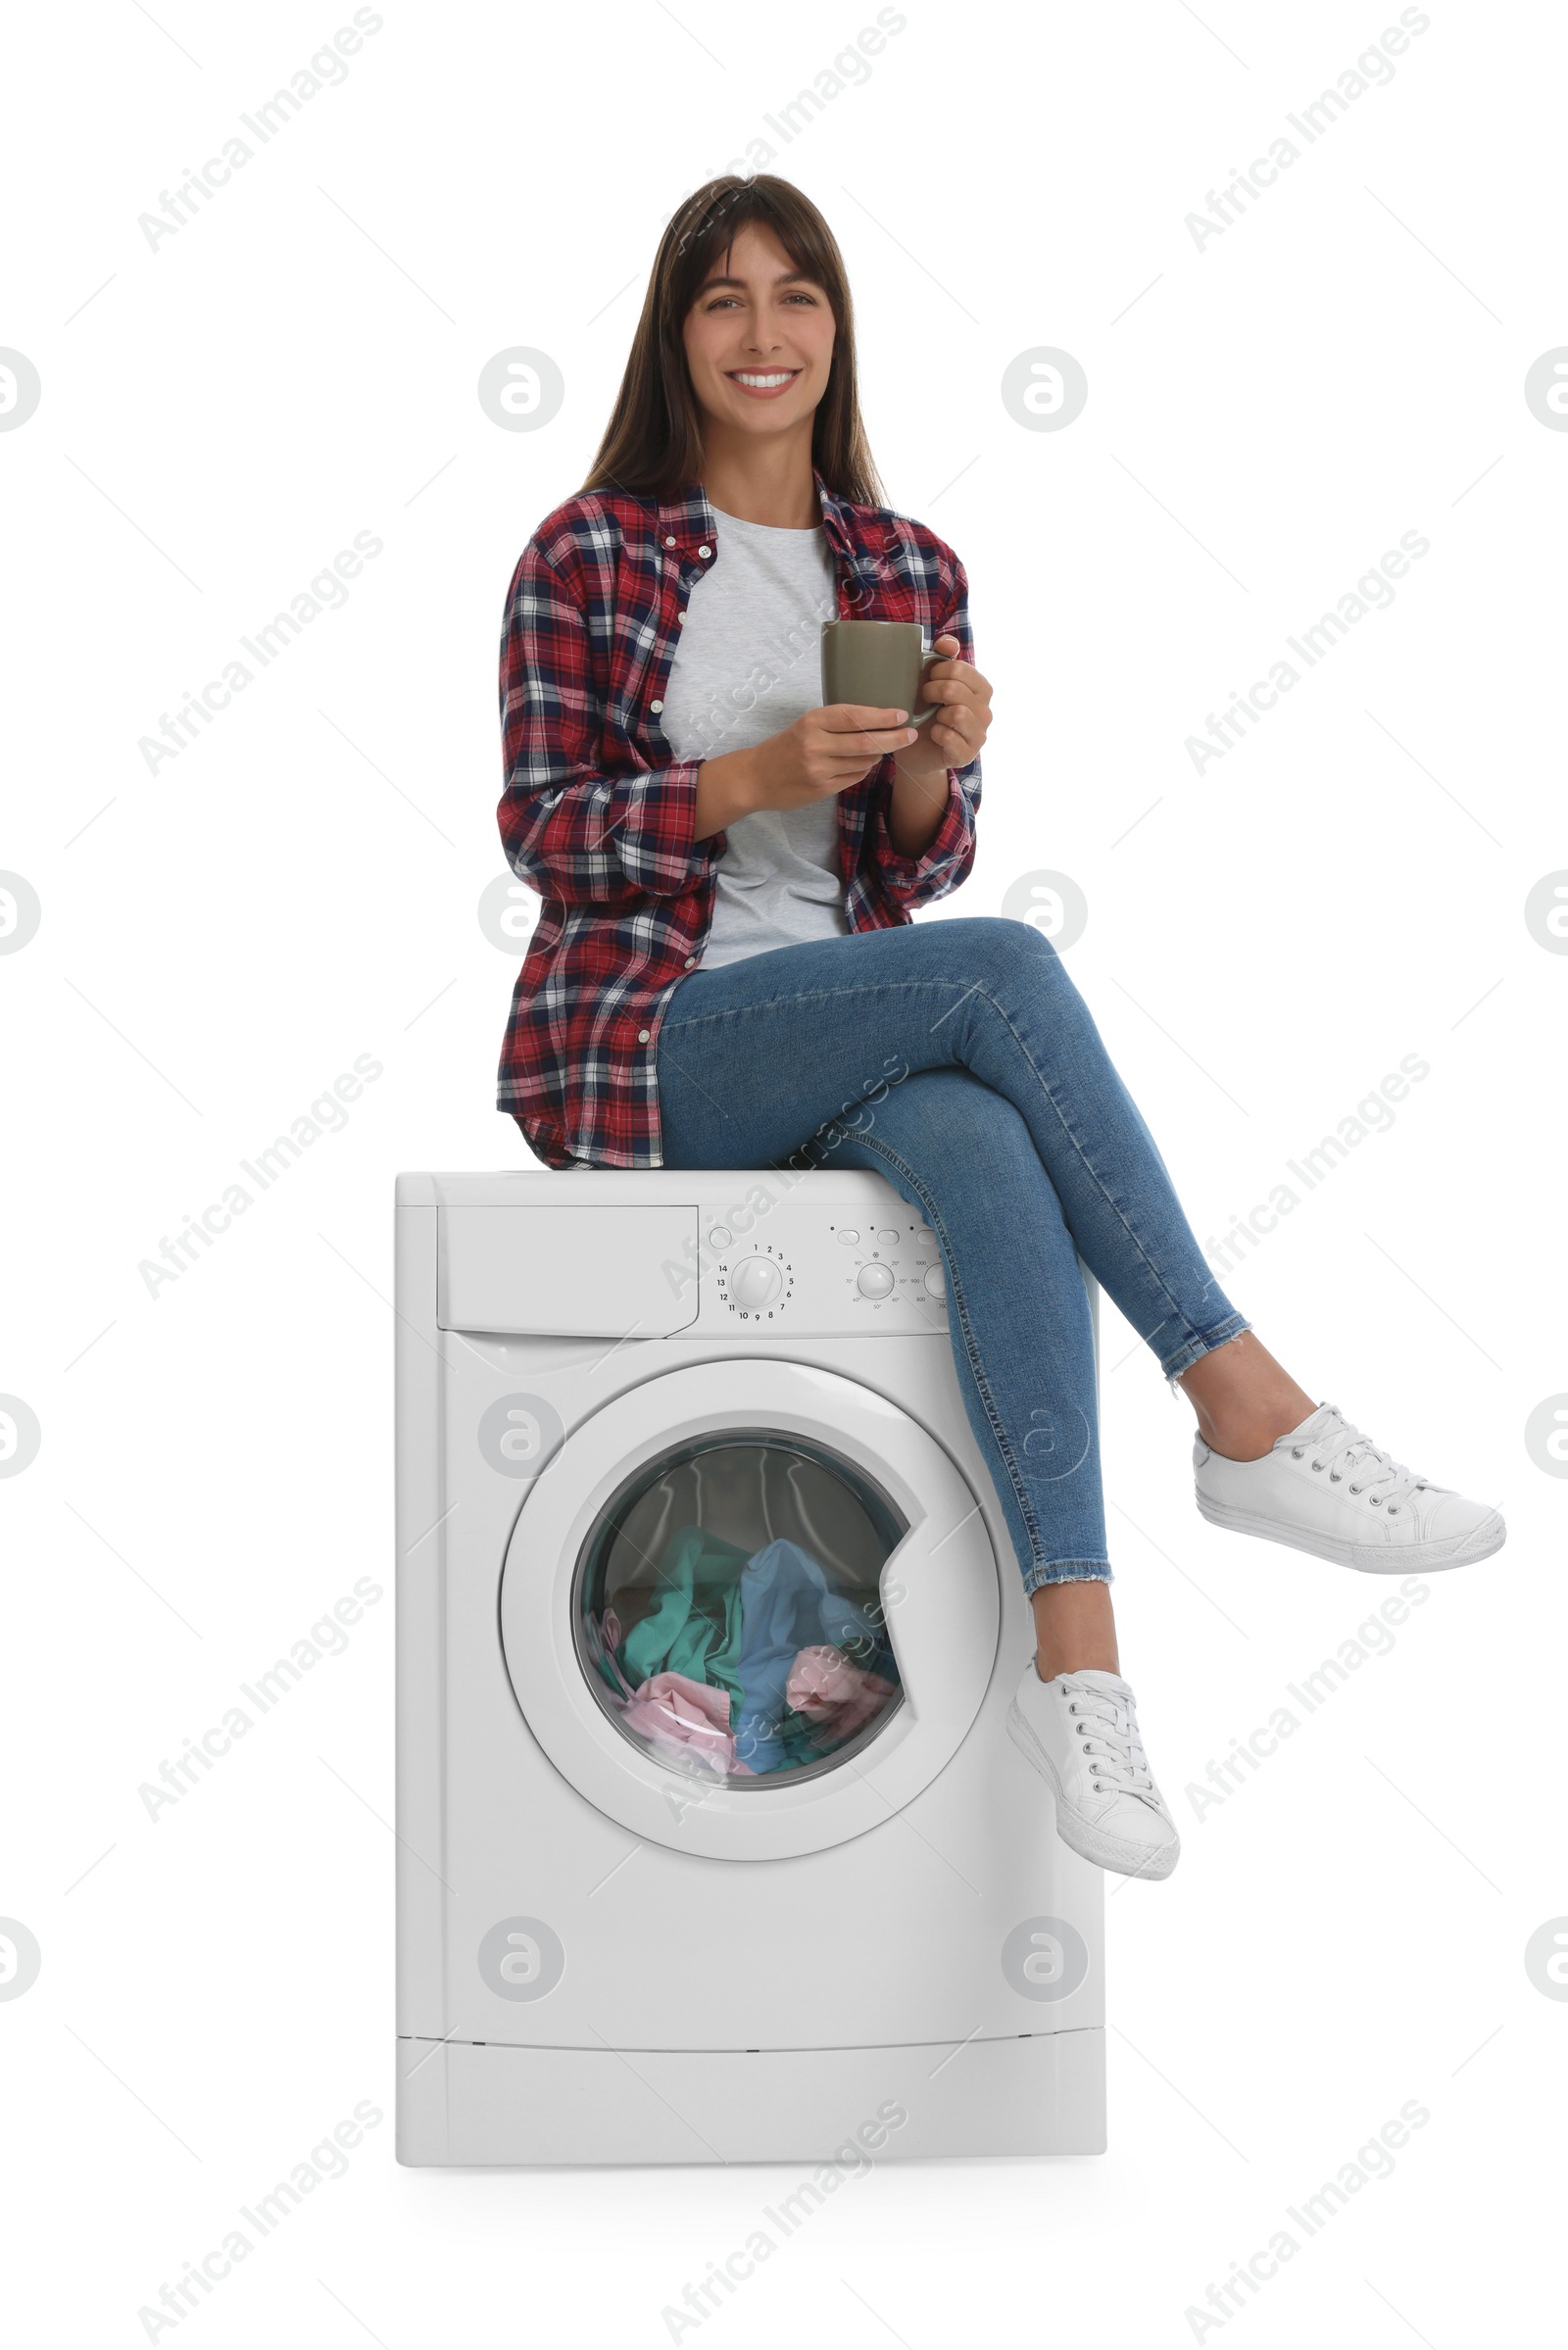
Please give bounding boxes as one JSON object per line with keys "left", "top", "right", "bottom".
{"left": 785, "top": 1645, "right": 898, "bottom": 1738}
{"left": 619, "top": 1671, "right": 755, "bottom": 1776}
{"left": 591, "top": 1610, "right": 638, "bottom": 1701}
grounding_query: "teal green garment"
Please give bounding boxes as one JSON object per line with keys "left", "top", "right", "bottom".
{"left": 615, "top": 1526, "right": 750, "bottom": 1714}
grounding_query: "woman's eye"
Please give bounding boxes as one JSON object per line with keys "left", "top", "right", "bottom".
{"left": 704, "top": 290, "right": 820, "bottom": 311}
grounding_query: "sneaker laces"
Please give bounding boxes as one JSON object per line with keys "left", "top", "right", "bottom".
{"left": 1292, "top": 1410, "right": 1431, "bottom": 1511}
{"left": 1059, "top": 1678, "right": 1157, "bottom": 1801}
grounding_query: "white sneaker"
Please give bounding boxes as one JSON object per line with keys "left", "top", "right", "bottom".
{"left": 1006, "top": 1663, "right": 1181, "bottom": 1882}
{"left": 1195, "top": 1401, "right": 1505, "bottom": 1573}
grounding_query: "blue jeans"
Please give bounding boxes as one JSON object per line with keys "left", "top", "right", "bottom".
{"left": 654, "top": 916, "right": 1250, "bottom": 1594}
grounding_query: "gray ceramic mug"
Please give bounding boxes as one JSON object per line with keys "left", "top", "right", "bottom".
{"left": 820, "top": 618, "right": 941, "bottom": 727}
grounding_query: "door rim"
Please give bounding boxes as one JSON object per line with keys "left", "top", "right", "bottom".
{"left": 498, "top": 1359, "right": 1000, "bottom": 1860}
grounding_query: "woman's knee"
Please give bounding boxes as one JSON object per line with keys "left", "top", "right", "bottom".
{"left": 927, "top": 913, "right": 1062, "bottom": 993}
{"left": 859, "top": 1068, "right": 1047, "bottom": 1198}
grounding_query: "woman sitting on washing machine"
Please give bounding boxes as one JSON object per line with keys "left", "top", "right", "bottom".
{"left": 493, "top": 175, "right": 1504, "bottom": 1885}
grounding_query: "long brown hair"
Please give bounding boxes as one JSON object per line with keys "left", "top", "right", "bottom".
{"left": 580, "top": 175, "right": 886, "bottom": 509}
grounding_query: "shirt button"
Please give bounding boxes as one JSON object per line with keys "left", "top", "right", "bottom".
{"left": 684, "top": 955, "right": 696, "bottom": 967}
{"left": 637, "top": 1029, "right": 651, "bottom": 1044}
{"left": 676, "top": 611, "right": 685, "bottom": 623}
{"left": 651, "top": 699, "right": 663, "bottom": 713}
{"left": 698, "top": 545, "right": 711, "bottom": 559}
{"left": 663, "top": 536, "right": 677, "bottom": 548}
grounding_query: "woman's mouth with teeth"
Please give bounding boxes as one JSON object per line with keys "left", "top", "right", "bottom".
{"left": 726, "top": 368, "right": 802, "bottom": 394}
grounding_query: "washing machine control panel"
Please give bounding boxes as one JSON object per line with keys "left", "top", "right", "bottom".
{"left": 697, "top": 1196, "right": 948, "bottom": 1337}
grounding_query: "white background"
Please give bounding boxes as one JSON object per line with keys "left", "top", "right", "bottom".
{"left": 3, "top": 0, "right": 1565, "bottom": 2342}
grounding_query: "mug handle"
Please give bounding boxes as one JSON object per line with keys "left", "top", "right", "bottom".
{"left": 910, "top": 640, "right": 941, "bottom": 725}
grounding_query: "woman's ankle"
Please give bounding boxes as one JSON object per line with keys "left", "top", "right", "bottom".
{"left": 1178, "top": 1334, "right": 1316, "bottom": 1461}
{"left": 1029, "top": 1579, "right": 1118, "bottom": 1680}
{"left": 1195, "top": 1407, "right": 1306, "bottom": 1462}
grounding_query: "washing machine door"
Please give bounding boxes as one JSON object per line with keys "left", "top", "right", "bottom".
{"left": 499, "top": 1359, "right": 1001, "bottom": 1860}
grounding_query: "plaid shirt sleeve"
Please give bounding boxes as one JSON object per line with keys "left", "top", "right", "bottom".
{"left": 498, "top": 538, "right": 723, "bottom": 907}
{"left": 859, "top": 554, "right": 981, "bottom": 916}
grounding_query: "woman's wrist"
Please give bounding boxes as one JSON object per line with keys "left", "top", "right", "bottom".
{"left": 694, "top": 748, "right": 763, "bottom": 840}
{"left": 885, "top": 755, "right": 951, "bottom": 858}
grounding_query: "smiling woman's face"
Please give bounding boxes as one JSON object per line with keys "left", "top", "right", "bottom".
{"left": 681, "top": 220, "right": 837, "bottom": 443}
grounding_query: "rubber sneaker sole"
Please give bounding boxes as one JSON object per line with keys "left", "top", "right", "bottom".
{"left": 1005, "top": 1700, "right": 1181, "bottom": 1881}
{"left": 1196, "top": 1493, "right": 1506, "bottom": 1574}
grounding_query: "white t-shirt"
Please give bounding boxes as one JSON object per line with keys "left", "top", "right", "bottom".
{"left": 657, "top": 505, "right": 850, "bottom": 971}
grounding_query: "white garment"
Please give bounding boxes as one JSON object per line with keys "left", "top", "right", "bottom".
{"left": 657, "top": 505, "right": 849, "bottom": 971}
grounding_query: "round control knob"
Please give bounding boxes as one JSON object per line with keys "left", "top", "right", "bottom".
{"left": 923, "top": 1262, "right": 946, "bottom": 1300}
{"left": 730, "top": 1255, "right": 783, "bottom": 1310}
{"left": 856, "top": 1262, "right": 896, "bottom": 1300}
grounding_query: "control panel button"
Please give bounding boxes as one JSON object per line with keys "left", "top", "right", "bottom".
{"left": 923, "top": 1262, "right": 946, "bottom": 1300}
{"left": 916, "top": 1225, "right": 936, "bottom": 1246}
{"left": 708, "top": 1225, "right": 732, "bottom": 1249}
{"left": 730, "top": 1255, "right": 784, "bottom": 1310}
{"left": 876, "top": 1227, "right": 900, "bottom": 1246}
{"left": 856, "top": 1262, "right": 896, "bottom": 1300}
{"left": 836, "top": 1228, "right": 859, "bottom": 1246}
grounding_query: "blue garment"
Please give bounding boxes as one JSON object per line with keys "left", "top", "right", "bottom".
{"left": 732, "top": 1541, "right": 886, "bottom": 1773}
{"left": 656, "top": 916, "right": 1250, "bottom": 1594}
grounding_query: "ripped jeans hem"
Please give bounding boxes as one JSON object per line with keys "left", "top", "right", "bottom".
{"left": 1021, "top": 1558, "right": 1114, "bottom": 1595}
{"left": 1160, "top": 1312, "right": 1253, "bottom": 1384}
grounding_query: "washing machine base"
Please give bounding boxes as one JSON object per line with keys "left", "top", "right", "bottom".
{"left": 396, "top": 2029, "right": 1105, "bottom": 2165}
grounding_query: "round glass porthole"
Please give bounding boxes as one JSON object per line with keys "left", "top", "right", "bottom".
{"left": 574, "top": 1431, "right": 906, "bottom": 1786}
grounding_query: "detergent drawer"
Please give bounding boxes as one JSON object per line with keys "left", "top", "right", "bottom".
{"left": 436, "top": 1202, "right": 701, "bottom": 1337}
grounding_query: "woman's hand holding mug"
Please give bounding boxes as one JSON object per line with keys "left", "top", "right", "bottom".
{"left": 891, "top": 635, "right": 992, "bottom": 782}
{"left": 694, "top": 704, "right": 917, "bottom": 835}
{"left": 692, "top": 634, "right": 992, "bottom": 839}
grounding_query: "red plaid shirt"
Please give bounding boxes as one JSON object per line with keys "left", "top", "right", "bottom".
{"left": 496, "top": 465, "right": 980, "bottom": 1168}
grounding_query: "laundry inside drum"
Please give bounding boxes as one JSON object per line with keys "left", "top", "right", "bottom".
{"left": 574, "top": 1434, "right": 906, "bottom": 1785}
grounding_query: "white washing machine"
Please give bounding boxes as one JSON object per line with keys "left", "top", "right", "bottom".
{"left": 395, "top": 1166, "right": 1105, "bottom": 2165}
